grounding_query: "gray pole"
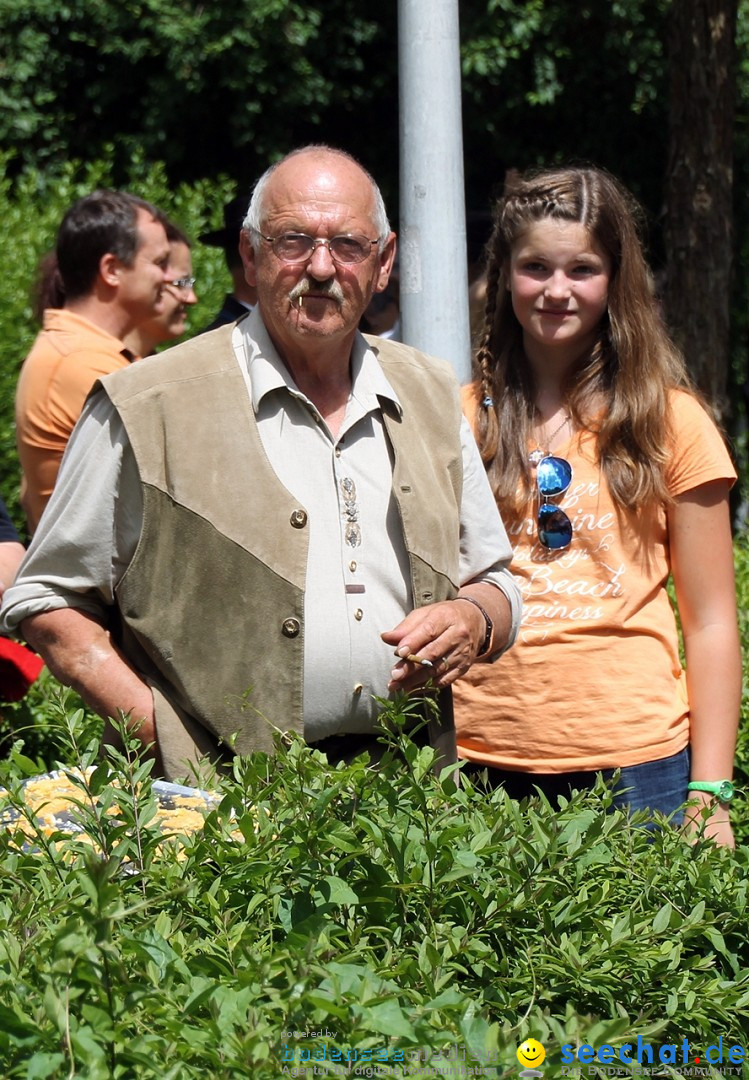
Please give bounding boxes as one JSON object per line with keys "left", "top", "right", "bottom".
{"left": 398, "top": 0, "right": 471, "bottom": 383}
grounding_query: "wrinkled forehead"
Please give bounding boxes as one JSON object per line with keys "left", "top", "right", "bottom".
{"left": 261, "top": 154, "right": 378, "bottom": 232}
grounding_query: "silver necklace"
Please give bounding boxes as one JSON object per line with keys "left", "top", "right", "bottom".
{"left": 528, "top": 413, "right": 570, "bottom": 466}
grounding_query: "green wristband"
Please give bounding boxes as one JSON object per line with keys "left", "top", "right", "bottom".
{"left": 687, "top": 780, "right": 735, "bottom": 803}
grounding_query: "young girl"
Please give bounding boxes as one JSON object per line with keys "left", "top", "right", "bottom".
{"left": 453, "top": 166, "right": 741, "bottom": 847}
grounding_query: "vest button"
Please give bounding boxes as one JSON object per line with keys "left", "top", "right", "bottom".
{"left": 282, "top": 618, "right": 301, "bottom": 637}
{"left": 290, "top": 509, "right": 307, "bottom": 528}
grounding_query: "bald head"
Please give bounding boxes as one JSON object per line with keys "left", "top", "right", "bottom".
{"left": 244, "top": 146, "right": 391, "bottom": 247}
{"left": 237, "top": 144, "right": 397, "bottom": 365}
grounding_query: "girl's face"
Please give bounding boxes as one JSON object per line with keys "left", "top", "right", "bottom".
{"left": 508, "top": 219, "right": 611, "bottom": 365}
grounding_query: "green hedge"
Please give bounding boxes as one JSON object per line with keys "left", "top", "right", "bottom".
{"left": 0, "top": 703, "right": 747, "bottom": 1079}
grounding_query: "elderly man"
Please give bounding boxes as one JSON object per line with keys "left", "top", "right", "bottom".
{"left": 1, "top": 146, "right": 520, "bottom": 781}
{"left": 16, "top": 190, "right": 171, "bottom": 532}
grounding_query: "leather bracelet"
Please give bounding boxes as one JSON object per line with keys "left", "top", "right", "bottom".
{"left": 454, "top": 595, "right": 494, "bottom": 658}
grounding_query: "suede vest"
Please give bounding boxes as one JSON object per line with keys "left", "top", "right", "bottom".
{"left": 100, "top": 324, "right": 464, "bottom": 779}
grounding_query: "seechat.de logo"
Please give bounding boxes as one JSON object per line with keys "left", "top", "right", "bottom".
{"left": 561, "top": 1037, "right": 745, "bottom": 1068}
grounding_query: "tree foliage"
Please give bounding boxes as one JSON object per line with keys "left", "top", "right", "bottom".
{"left": 0, "top": 0, "right": 398, "bottom": 198}
{"left": 459, "top": 0, "right": 671, "bottom": 215}
{"left": 0, "top": 0, "right": 675, "bottom": 218}
{"left": 1, "top": 0, "right": 748, "bottom": 429}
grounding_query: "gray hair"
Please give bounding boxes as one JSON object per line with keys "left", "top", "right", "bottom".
{"left": 243, "top": 146, "right": 391, "bottom": 251}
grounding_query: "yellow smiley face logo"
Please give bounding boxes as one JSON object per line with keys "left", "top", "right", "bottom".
{"left": 517, "top": 1040, "right": 546, "bottom": 1069}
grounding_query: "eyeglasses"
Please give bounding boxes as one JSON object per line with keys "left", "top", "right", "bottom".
{"left": 166, "top": 276, "right": 196, "bottom": 293}
{"left": 535, "top": 455, "right": 573, "bottom": 550}
{"left": 259, "top": 232, "right": 379, "bottom": 265}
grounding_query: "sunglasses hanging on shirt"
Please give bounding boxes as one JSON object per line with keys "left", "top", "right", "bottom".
{"left": 534, "top": 455, "right": 573, "bottom": 550}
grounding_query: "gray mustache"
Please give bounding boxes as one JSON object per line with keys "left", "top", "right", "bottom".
{"left": 289, "top": 278, "right": 345, "bottom": 306}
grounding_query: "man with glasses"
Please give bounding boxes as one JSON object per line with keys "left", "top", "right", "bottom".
{"left": 2, "top": 147, "right": 521, "bottom": 780}
{"left": 14, "top": 190, "right": 171, "bottom": 533}
{"left": 123, "top": 221, "right": 199, "bottom": 358}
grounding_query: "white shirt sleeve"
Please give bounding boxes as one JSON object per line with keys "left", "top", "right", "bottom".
{"left": 0, "top": 392, "right": 142, "bottom": 633}
{"left": 457, "top": 415, "right": 522, "bottom": 656}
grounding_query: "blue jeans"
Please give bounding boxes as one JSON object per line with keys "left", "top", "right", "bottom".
{"left": 463, "top": 748, "right": 690, "bottom": 824}
{"left": 603, "top": 748, "right": 690, "bottom": 824}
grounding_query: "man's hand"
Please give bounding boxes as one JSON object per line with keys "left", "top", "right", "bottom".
{"left": 381, "top": 584, "right": 511, "bottom": 693}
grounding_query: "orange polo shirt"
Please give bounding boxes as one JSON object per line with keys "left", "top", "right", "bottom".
{"left": 15, "top": 309, "right": 134, "bottom": 533}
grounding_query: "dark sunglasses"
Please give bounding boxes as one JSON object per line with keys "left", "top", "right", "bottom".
{"left": 535, "top": 455, "right": 573, "bottom": 549}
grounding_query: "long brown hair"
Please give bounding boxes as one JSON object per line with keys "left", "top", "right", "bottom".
{"left": 473, "top": 165, "right": 692, "bottom": 526}
{"left": 31, "top": 250, "right": 65, "bottom": 323}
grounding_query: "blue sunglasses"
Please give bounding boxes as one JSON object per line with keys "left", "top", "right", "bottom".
{"left": 536, "top": 455, "right": 573, "bottom": 549}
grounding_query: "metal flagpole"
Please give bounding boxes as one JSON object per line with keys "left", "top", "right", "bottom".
{"left": 397, "top": 0, "right": 471, "bottom": 383}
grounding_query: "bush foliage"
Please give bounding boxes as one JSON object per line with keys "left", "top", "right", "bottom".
{"left": 0, "top": 698, "right": 748, "bottom": 1079}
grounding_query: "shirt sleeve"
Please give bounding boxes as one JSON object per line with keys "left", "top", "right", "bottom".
{"left": 666, "top": 390, "right": 737, "bottom": 497}
{"left": 457, "top": 415, "right": 522, "bottom": 657}
{"left": 37, "top": 347, "right": 131, "bottom": 441}
{"left": 0, "top": 392, "right": 143, "bottom": 634}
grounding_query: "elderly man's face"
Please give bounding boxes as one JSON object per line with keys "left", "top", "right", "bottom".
{"left": 240, "top": 153, "right": 396, "bottom": 360}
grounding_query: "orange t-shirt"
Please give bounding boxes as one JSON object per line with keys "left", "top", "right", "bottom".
{"left": 15, "top": 309, "right": 134, "bottom": 533}
{"left": 454, "top": 387, "right": 736, "bottom": 773}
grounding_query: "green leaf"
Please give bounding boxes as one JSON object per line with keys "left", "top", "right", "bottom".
{"left": 24, "top": 1052, "right": 66, "bottom": 1079}
{"left": 459, "top": 1006, "right": 500, "bottom": 1064}
{"left": 359, "top": 999, "right": 416, "bottom": 1040}
{"left": 317, "top": 876, "right": 359, "bottom": 906}
{"left": 652, "top": 902, "right": 673, "bottom": 933}
{"left": 324, "top": 821, "right": 361, "bottom": 853}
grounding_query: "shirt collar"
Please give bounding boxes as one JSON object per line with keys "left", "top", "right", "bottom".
{"left": 42, "top": 308, "right": 134, "bottom": 360}
{"left": 237, "top": 307, "right": 402, "bottom": 418}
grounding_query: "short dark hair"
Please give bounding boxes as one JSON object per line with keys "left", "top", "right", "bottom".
{"left": 163, "top": 219, "right": 191, "bottom": 248}
{"left": 56, "top": 189, "right": 163, "bottom": 300}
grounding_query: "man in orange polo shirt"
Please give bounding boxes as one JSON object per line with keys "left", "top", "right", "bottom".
{"left": 15, "top": 190, "right": 171, "bottom": 533}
